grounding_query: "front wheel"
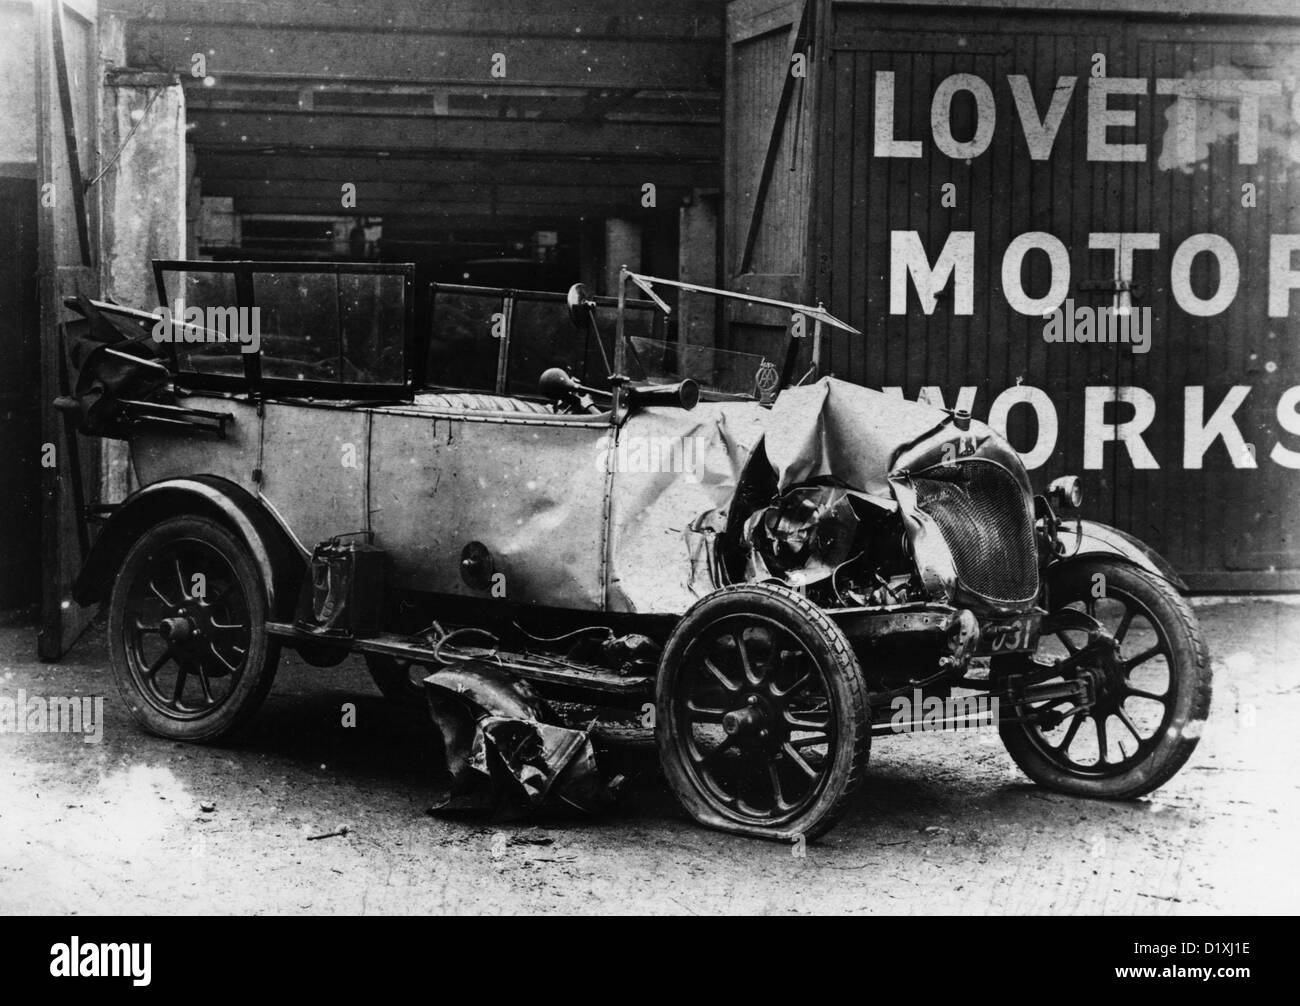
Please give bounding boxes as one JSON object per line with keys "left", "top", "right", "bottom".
{"left": 108, "top": 516, "right": 280, "bottom": 742}
{"left": 995, "top": 559, "right": 1211, "bottom": 800}
{"left": 656, "top": 584, "right": 870, "bottom": 841}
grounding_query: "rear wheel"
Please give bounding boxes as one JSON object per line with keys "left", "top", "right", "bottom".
{"left": 656, "top": 584, "right": 869, "bottom": 841}
{"left": 995, "top": 559, "right": 1211, "bottom": 799}
{"left": 108, "top": 516, "right": 279, "bottom": 742}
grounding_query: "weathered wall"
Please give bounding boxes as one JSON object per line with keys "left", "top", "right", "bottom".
{"left": 96, "top": 15, "right": 185, "bottom": 504}
{"left": 98, "top": 67, "right": 184, "bottom": 308}
{"left": 0, "top": 2, "right": 37, "bottom": 169}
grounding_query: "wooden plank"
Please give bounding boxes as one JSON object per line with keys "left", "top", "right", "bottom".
{"left": 186, "top": 110, "right": 720, "bottom": 159}
{"left": 738, "top": 0, "right": 809, "bottom": 273}
{"left": 976, "top": 47, "right": 1002, "bottom": 417}
{"left": 35, "top": 0, "right": 99, "bottom": 660}
{"left": 843, "top": 46, "right": 869, "bottom": 382}
{"left": 231, "top": 206, "right": 590, "bottom": 230}
{"left": 1130, "top": 31, "right": 1170, "bottom": 564}
{"left": 887, "top": 49, "right": 913, "bottom": 394}
{"left": 226, "top": 196, "right": 647, "bottom": 220}
{"left": 127, "top": 24, "right": 721, "bottom": 91}
{"left": 196, "top": 153, "right": 719, "bottom": 187}
{"left": 184, "top": 88, "right": 721, "bottom": 123}
{"left": 813, "top": 0, "right": 1298, "bottom": 15}
{"left": 110, "top": 0, "right": 722, "bottom": 38}
{"left": 1015, "top": 32, "right": 1054, "bottom": 462}
{"left": 1057, "top": 28, "right": 1089, "bottom": 511}
{"left": 201, "top": 179, "right": 694, "bottom": 207}
{"left": 50, "top": 1, "right": 90, "bottom": 266}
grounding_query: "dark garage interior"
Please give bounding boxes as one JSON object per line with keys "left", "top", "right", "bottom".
{"left": 130, "top": 0, "right": 723, "bottom": 288}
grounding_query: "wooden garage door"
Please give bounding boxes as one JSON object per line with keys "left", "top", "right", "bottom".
{"left": 813, "top": 6, "right": 1300, "bottom": 589}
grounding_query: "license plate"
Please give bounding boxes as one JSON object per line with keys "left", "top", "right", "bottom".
{"left": 978, "top": 612, "right": 1042, "bottom": 654}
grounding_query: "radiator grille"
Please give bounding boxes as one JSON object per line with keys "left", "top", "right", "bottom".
{"left": 913, "top": 459, "right": 1039, "bottom": 606}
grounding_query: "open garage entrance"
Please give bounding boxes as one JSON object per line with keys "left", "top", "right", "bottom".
{"left": 117, "top": 0, "right": 723, "bottom": 300}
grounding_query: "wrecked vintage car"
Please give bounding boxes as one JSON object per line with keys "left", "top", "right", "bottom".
{"left": 60, "top": 262, "right": 1212, "bottom": 840}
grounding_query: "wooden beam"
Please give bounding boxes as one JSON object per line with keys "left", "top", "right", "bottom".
{"left": 109, "top": 0, "right": 722, "bottom": 38}
{"left": 195, "top": 152, "right": 719, "bottom": 187}
{"left": 202, "top": 178, "right": 692, "bottom": 206}
{"left": 187, "top": 110, "right": 720, "bottom": 160}
{"left": 186, "top": 91, "right": 719, "bottom": 126}
{"left": 577, "top": 87, "right": 641, "bottom": 121}
{"left": 738, "top": 0, "right": 810, "bottom": 274}
{"left": 237, "top": 215, "right": 571, "bottom": 238}
{"left": 229, "top": 200, "right": 604, "bottom": 226}
{"left": 127, "top": 24, "right": 722, "bottom": 91}
{"left": 182, "top": 79, "right": 720, "bottom": 100}
{"left": 228, "top": 194, "right": 657, "bottom": 219}
{"left": 51, "top": 1, "right": 90, "bottom": 266}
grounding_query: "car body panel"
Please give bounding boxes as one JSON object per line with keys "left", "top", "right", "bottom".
{"left": 368, "top": 405, "right": 611, "bottom": 608}
{"left": 131, "top": 396, "right": 259, "bottom": 494}
{"left": 133, "top": 394, "right": 614, "bottom": 610}
{"left": 259, "top": 403, "right": 371, "bottom": 549}
{"left": 117, "top": 378, "right": 1030, "bottom": 617}
{"left": 605, "top": 402, "right": 767, "bottom": 614}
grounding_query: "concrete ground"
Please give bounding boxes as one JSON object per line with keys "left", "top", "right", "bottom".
{"left": 1, "top": 597, "right": 1296, "bottom": 915}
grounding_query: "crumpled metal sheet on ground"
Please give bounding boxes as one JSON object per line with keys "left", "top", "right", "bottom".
{"left": 423, "top": 662, "right": 619, "bottom": 820}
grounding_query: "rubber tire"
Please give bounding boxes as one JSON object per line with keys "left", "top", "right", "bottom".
{"left": 656, "top": 584, "right": 870, "bottom": 842}
{"left": 108, "top": 515, "right": 280, "bottom": 743}
{"left": 364, "top": 654, "right": 428, "bottom": 708}
{"left": 996, "top": 559, "right": 1212, "bottom": 800}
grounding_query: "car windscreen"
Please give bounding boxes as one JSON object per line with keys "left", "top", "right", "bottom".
{"left": 424, "top": 284, "right": 660, "bottom": 398}
{"left": 153, "top": 261, "right": 414, "bottom": 398}
{"left": 625, "top": 336, "right": 778, "bottom": 398}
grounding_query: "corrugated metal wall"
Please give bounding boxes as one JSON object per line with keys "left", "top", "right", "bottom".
{"left": 729, "top": 0, "right": 1300, "bottom": 589}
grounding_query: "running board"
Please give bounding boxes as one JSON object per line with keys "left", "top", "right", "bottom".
{"left": 265, "top": 622, "right": 653, "bottom": 699}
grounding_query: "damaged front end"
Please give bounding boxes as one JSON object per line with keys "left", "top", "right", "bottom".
{"left": 721, "top": 378, "right": 1046, "bottom": 689}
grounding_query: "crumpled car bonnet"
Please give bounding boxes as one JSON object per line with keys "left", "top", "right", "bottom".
{"left": 763, "top": 377, "right": 950, "bottom": 495}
